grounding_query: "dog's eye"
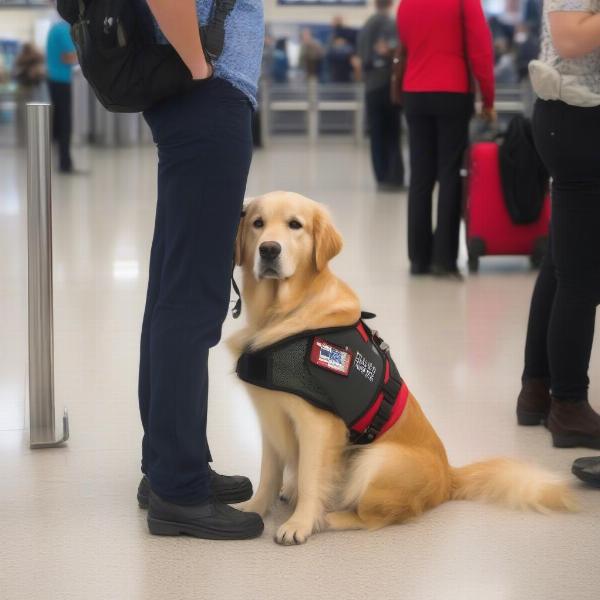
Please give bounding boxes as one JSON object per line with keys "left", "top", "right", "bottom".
{"left": 253, "top": 218, "right": 264, "bottom": 229}
{"left": 289, "top": 219, "right": 303, "bottom": 230}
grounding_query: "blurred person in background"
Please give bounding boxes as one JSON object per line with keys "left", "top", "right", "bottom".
{"left": 514, "top": 22, "right": 541, "bottom": 117}
{"left": 397, "top": 0, "right": 495, "bottom": 277}
{"left": 13, "top": 42, "right": 46, "bottom": 146}
{"left": 327, "top": 35, "right": 355, "bottom": 83}
{"left": 517, "top": 0, "right": 600, "bottom": 480}
{"left": 494, "top": 37, "right": 519, "bottom": 84}
{"left": 46, "top": 15, "right": 78, "bottom": 174}
{"left": 524, "top": 0, "right": 544, "bottom": 35}
{"left": 358, "top": 0, "right": 405, "bottom": 192}
{"left": 330, "top": 15, "right": 357, "bottom": 50}
{"left": 14, "top": 42, "right": 45, "bottom": 94}
{"left": 327, "top": 16, "right": 357, "bottom": 83}
{"left": 299, "top": 28, "right": 324, "bottom": 80}
{"left": 272, "top": 38, "right": 290, "bottom": 83}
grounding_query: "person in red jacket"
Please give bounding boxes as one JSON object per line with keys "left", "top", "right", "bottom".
{"left": 397, "top": 0, "right": 495, "bottom": 277}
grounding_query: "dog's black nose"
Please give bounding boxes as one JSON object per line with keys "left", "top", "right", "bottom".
{"left": 259, "top": 241, "right": 282, "bottom": 260}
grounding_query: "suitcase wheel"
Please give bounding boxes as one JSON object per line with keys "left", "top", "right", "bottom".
{"left": 468, "top": 255, "right": 480, "bottom": 273}
{"left": 467, "top": 238, "right": 486, "bottom": 273}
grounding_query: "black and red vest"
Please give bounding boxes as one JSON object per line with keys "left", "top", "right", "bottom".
{"left": 236, "top": 316, "right": 409, "bottom": 444}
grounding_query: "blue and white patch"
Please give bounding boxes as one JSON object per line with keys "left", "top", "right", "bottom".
{"left": 310, "top": 338, "right": 353, "bottom": 376}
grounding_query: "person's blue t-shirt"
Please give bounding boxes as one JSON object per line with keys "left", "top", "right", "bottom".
{"left": 46, "top": 20, "right": 76, "bottom": 83}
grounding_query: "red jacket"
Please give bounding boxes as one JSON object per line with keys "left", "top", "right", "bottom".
{"left": 397, "top": 0, "right": 495, "bottom": 109}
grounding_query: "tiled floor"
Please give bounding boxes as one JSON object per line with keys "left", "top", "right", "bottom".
{"left": 1, "top": 138, "right": 599, "bottom": 600}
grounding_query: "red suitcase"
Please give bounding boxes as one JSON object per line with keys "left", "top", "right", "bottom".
{"left": 463, "top": 141, "right": 551, "bottom": 272}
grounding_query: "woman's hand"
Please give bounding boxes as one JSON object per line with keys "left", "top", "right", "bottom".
{"left": 480, "top": 106, "right": 497, "bottom": 123}
{"left": 191, "top": 60, "right": 213, "bottom": 80}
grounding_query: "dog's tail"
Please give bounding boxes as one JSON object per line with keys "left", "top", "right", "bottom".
{"left": 450, "top": 458, "right": 577, "bottom": 512}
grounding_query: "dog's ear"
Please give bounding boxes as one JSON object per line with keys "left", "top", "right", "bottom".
{"left": 313, "top": 206, "right": 343, "bottom": 272}
{"left": 234, "top": 200, "right": 250, "bottom": 266}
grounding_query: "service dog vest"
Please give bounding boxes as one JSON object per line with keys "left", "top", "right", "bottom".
{"left": 236, "top": 317, "right": 409, "bottom": 444}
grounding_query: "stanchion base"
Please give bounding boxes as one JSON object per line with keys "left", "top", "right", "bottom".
{"left": 30, "top": 409, "right": 70, "bottom": 449}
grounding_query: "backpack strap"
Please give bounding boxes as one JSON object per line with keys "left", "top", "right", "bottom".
{"left": 202, "top": 0, "right": 238, "bottom": 63}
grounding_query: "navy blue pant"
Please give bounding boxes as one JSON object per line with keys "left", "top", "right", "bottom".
{"left": 139, "top": 79, "right": 252, "bottom": 504}
{"left": 48, "top": 80, "right": 73, "bottom": 172}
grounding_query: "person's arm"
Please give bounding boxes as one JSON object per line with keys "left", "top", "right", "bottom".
{"left": 61, "top": 52, "right": 77, "bottom": 65}
{"left": 464, "top": 0, "right": 495, "bottom": 113}
{"left": 146, "top": 0, "right": 211, "bottom": 79}
{"left": 549, "top": 9, "right": 600, "bottom": 59}
{"left": 60, "top": 24, "right": 77, "bottom": 65}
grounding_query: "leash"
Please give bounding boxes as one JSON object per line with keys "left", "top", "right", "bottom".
{"left": 231, "top": 270, "right": 242, "bottom": 319}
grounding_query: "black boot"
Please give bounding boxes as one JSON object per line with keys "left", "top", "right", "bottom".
{"left": 572, "top": 456, "right": 600, "bottom": 488}
{"left": 516, "top": 378, "right": 551, "bottom": 426}
{"left": 147, "top": 491, "right": 263, "bottom": 540}
{"left": 547, "top": 398, "right": 600, "bottom": 449}
{"left": 137, "top": 465, "right": 253, "bottom": 509}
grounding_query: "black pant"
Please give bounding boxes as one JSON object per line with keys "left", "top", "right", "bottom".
{"left": 523, "top": 100, "right": 600, "bottom": 401}
{"left": 139, "top": 79, "right": 253, "bottom": 503}
{"left": 404, "top": 92, "right": 473, "bottom": 270}
{"left": 366, "top": 83, "right": 405, "bottom": 185}
{"left": 48, "top": 80, "right": 73, "bottom": 172}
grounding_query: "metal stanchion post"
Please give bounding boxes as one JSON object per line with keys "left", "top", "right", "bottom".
{"left": 354, "top": 83, "right": 365, "bottom": 145}
{"left": 27, "top": 103, "right": 69, "bottom": 449}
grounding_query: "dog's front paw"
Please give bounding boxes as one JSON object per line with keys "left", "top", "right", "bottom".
{"left": 275, "top": 519, "right": 314, "bottom": 546}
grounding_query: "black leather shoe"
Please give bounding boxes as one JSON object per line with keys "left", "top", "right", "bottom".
{"left": 572, "top": 456, "right": 600, "bottom": 488}
{"left": 137, "top": 476, "right": 151, "bottom": 509}
{"left": 410, "top": 263, "right": 431, "bottom": 276}
{"left": 147, "top": 491, "right": 264, "bottom": 540}
{"left": 209, "top": 465, "right": 253, "bottom": 503}
{"left": 137, "top": 465, "right": 253, "bottom": 509}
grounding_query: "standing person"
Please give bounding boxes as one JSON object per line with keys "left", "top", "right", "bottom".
{"left": 358, "top": 0, "right": 405, "bottom": 192}
{"left": 517, "top": 1, "right": 600, "bottom": 463}
{"left": 299, "top": 28, "right": 324, "bottom": 80}
{"left": 397, "top": 0, "right": 495, "bottom": 277}
{"left": 137, "top": 0, "right": 264, "bottom": 539}
{"left": 46, "top": 16, "right": 77, "bottom": 173}
{"left": 13, "top": 42, "right": 46, "bottom": 146}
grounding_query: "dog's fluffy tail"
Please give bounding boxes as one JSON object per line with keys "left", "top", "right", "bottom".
{"left": 450, "top": 458, "right": 577, "bottom": 513}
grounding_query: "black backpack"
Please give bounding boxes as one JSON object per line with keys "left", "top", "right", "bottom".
{"left": 498, "top": 115, "right": 549, "bottom": 225}
{"left": 57, "top": 0, "right": 236, "bottom": 112}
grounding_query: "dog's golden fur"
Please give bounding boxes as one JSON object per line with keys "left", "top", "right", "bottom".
{"left": 229, "top": 191, "right": 576, "bottom": 545}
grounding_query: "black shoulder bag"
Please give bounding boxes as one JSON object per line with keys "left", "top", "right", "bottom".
{"left": 57, "top": 0, "right": 236, "bottom": 113}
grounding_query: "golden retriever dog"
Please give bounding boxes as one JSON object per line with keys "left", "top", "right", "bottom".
{"left": 229, "top": 191, "right": 576, "bottom": 546}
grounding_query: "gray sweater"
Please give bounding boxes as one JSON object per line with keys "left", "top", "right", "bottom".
{"left": 357, "top": 12, "right": 398, "bottom": 92}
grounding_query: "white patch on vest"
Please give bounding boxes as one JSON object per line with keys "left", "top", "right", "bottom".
{"left": 354, "top": 351, "right": 377, "bottom": 382}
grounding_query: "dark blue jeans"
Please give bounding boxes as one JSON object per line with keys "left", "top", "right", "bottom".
{"left": 139, "top": 78, "right": 252, "bottom": 504}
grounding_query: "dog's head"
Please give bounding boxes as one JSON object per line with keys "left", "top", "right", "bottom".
{"left": 234, "top": 191, "right": 343, "bottom": 281}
